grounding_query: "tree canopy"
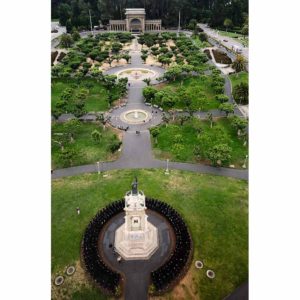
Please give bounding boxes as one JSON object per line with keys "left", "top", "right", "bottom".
{"left": 52, "top": 0, "right": 248, "bottom": 30}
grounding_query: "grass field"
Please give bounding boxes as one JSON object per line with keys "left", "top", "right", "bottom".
{"left": 229, "top": 71, "right": 248, "bottom": 89}
{"left": 52, "top": 78, "right": 121, "bottom": 112}
{"left": 152, "top": 118, "right": 248, "bottom": 167}
{"left": 51, "top": 122, "right": 121, "bottom": 169}
{"left": 52, "top": 169, "right": 248, "bottom": 300}
{"left": 192, "top": 36, "right": 212, "bottom": 49}
{"left": 156, "top": 76, "right": 220, "bottom": 111}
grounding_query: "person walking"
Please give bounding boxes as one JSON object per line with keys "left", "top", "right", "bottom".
{"left": 76, "top": 207, "right": 80, "bottom": 215}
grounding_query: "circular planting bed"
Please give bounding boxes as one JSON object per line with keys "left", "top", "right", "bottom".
{"left": 195, "top": 260, "right": 204, "bottom": 269}
{"left": 116, "top": 68, "right": 157, "bottom": 81}
{"left": 66, "top": 266, "right": 76, "bottom": 276}
{"left": 206, "top": 270, "right": 215, "bottom": 279}
{"left": 82, "top": 198, "right": 192, "bottom": 297}
{"left": 54, "top": 275, "right": 64, "bottom": 286}
{"left": 120, "top": 109, "right": 150, "bottom": 124}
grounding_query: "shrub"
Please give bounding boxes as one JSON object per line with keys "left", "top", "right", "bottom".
{"left": 108, "top": 138, "right": 122, "bottom": 153}
{"left": 215, "top": 94, "right": 229, "bottom": 103}
{"left": 199, "top": 33, "right": 208, "bottom": 42}
{"left": 143, "top": 86, "right": 157, "bottom": 102}
{"left": 233, "top": 82, "right": 248, "bottom": 104}
{"left": 91, "top": 129, "right": 102, "bottom": 143}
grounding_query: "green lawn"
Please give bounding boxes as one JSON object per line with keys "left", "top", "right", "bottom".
{"left": 192, "top": 36, "right": 212, "bottom": 49}
{"left": 52, "top": 78, "right": 121, "bottom": 112}
{"left": 152, "top": 118, "right": 248, "bottom": 167}
{"left": 52, "top": 169, "right": 248, "bottom": 300}
{"left": 156, "top": 76, "right": 220, "bottom": 111}
{"left": 51, "top": 122, "right": 121, "bottom": 169}
{"left": 229, "top": 71, "right": 248, "bottom": 89}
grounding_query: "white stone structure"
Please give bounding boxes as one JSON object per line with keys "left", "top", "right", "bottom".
{"left": 109, "top": 8, "right": 161, "bottom": 32}
{"left": 114, "top": 178, "right": 159, "bottom": 260}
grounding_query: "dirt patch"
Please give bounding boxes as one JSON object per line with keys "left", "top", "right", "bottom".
{"left": 146, "top": 54, "right": 161, "bottom": 66}
{"left": 212, "top": 49, "right": 232, "bottom": 64}
{"left": 166, "top": 40, "right": 176, "bottom": 49}
{"left": 150, "top": 269, "right": 198, "bottom": 300}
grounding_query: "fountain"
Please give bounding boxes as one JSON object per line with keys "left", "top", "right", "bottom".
{"left": 120, "top": 109, "right": 150, "bottom": 124}
{"left": 117, "top": 68, "right": 156, "bottom": 81}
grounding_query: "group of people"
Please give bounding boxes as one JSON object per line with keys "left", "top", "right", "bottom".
{"left": 82, "top": 200, "right": 125, "bottom": 294}
{"left": 146, "top": 198, "right": 192, "bottom": 292}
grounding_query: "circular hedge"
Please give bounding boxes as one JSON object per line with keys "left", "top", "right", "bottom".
{"left": 82, "top": 198, "right": 192, "bottom": 296}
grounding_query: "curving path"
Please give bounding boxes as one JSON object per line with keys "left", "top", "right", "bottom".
{"left": 52, "top": 37, "right": 248, "bottom": 181}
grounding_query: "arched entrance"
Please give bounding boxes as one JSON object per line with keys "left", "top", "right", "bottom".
{"left": 130, "top": 18, "right": 142, "bottom": 32}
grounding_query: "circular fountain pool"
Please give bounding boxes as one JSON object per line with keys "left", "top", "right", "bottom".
{"left": 120, "top": 109, "right": 150, "bottom": 124}
{"left": 117, "top": 68, "right": 156, "bottom": 81}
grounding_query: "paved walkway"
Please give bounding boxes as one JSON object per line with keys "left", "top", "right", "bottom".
{"left": 52, "top": 37, "right": 248, "bottom": 181}
{"left": 198, "top": 23, "right": 248, "bottom": 61}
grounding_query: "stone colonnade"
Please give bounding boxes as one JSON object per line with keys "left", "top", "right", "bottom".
{"left": 109, "top": 21, "right": 127, "bottom": 31}
{"left": 145, "top": 21, "right": 162, "bottom": 31}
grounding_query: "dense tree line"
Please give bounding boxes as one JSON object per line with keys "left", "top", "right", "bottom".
{"left": 52, "top": 0, "right": 248, "bottom": 30}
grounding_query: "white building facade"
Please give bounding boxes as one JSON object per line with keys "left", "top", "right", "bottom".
{"left": 109, "top": 8, "right": 161, "bottom": 33}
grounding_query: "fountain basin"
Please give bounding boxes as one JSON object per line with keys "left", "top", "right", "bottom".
{"left": 116, "top": 68, "right": 156, "bottom": 81}
{"left": 120, "top": 109, "right": 150, "bottom": 124}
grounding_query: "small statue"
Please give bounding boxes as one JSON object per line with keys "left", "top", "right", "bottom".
{"left": 131, "top": 177, "right": 138, "bottom": 195}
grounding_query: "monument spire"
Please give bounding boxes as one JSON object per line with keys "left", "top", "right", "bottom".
{"left": 131, "top": 177, "right": 138, "bottom": 195}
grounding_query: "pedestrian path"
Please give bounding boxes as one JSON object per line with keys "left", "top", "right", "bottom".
{"left": 52, "top": 37, "right": 248, "bottom": 181}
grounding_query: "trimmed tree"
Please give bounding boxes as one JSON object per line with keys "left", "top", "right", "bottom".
{"left": 91, "top": 129, "right": 102, "bottom": 143}
{"left": 219, "top": 103, "right": 235, "bottom": 117}
{"left": 207, "top": 144, "right": 232, "bottom": 166}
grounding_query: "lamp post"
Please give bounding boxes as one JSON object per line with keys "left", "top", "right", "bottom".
{"left": 97, "top": 161, "right": 100, "bottom": 174}
{"left": 165, "top": 159, "right": 170, "bottom": 175}
{"left": 242, "top": 155, "right": 248, "bottom": 169}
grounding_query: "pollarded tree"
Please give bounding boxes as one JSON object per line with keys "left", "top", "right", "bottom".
{"left": 143, "top": 78, "right": 151, "bottom": 86}
{"left": 59, "top": 148, "right": 77, "bottom": 167}
{"left": 229, "top": 115, "right": 248, "bottom": 136}
{"left": 233, "top": 82, "right": 248, "bottom": 104}
{"left": 106, "top": 56, "right": 114, "bottom": 67}
{"left": 111, "top": 42, "right": 122, "bottom": 53}
{"left": 219, "top": 103, "right": 235, "bottom": 117}
{"left": 215, "top": 94, "right": 229, "bottom": 103}
{"left": 241, "top": 25, "right": 249, "bottom": 37}
{"left": 163, "top": 66, "right": 182, "bottom": 82}
{"left": 141, "top": 54, "right": 148, "bottom": 63}
{"left": 63, "top": 119, "right": 81, "bottom": 143}
{"left": 143, "top": 86, "right": 157, "bottom": 103}
{"left": 103, "top": 75, "right": 117, "bottom": 90}
{"left": 207, "top": 112, "right": 213, "bottom": 128}
{"left": 91, "top": 129, "right": 102, "bottom": 143}
{"left": 232, "top": 55, "right": 246, "bottom": 73}
{"left": 178, "top": 115, "right": 190, "bottom": 126}
{"left": 199, "top": 33, "right": 208, "bottom": 42}
{"left": 162, "top": 113, "right": 171, "bottom": 126}
{"left": 207, "top": 143, "right": 232, "bottom": 166}
{"left": 151, "top": 127, "right": 160, "bottom": 144}
{"left": 224, "top": 18, "right": 233, "bottom": 32}
{"left": 122, "top": 54, "right": 131, "bottom": 63}
{"left": 60, "top": 34, "right": 74, "bottom": 48}
{"left": 71, "top": 30, "right": 81, "bottom": 42}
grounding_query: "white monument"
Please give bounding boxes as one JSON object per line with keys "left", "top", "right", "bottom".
{"left": 114, "top": 178, "right": 159, "bottom": 260}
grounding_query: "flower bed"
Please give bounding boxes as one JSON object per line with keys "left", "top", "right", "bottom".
{"left": 51, "top": 51, "right": 58, "bottom": 65}
{"left": 204, "top": 49, "right": 212, "bottom": 60}
{"left": 212, "top": 49, "right": 232, "bottom": 64}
